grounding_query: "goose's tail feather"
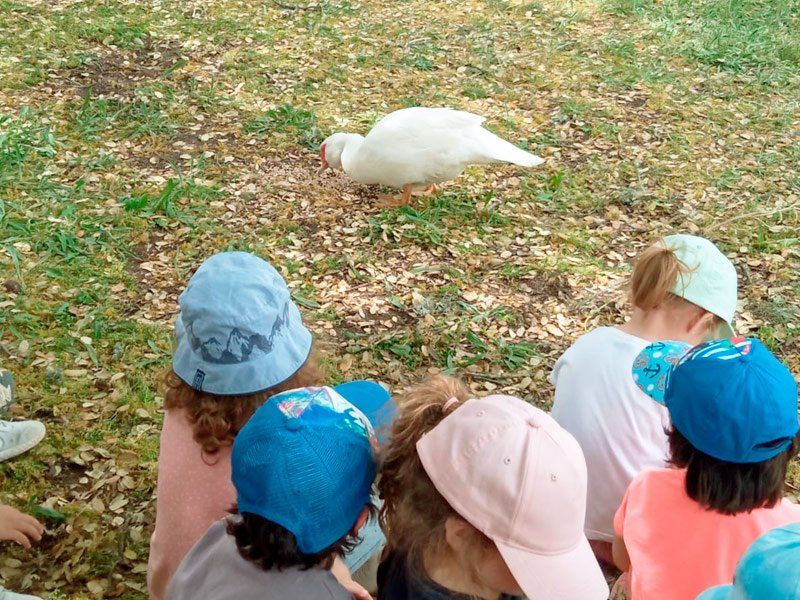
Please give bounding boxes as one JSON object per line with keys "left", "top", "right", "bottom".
{"left": 475, "top": 128, "right": 544, "bottom": 168}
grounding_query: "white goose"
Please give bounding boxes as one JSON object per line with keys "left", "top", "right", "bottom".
{"left": 319, "top": 107, "right": 543, "bottom": 205}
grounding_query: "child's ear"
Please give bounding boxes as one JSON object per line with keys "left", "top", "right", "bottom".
{"left": 443, "top": 516, "right": 472, "bottom": 553}
{"left": 353, "top": 507, "right": 370, "bottom": 535}
{"left": 688, "top": 309, "right": 717, "bottom": 337}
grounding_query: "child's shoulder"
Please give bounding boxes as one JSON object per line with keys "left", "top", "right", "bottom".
{"left": 570, "top": 326, "right": 640, "bottom": 349}
{"left": 559, "top": 327, "right": 645, "bottom": 363}
{"left": 628, "top": 467, "right": 684, "bottom": 495}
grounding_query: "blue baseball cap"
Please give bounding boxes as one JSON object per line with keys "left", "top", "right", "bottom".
{"left": 173, "top": 252, "right": 312, "bottom": 395}
{"left": 696, "top": 523, "right": 800, "bottom": 599}
{"left": 632, "top": 337, "right": 799, "bottom": 463}
{"left": 333, "top": 380, "right": 395, "bottom": 444}
{"left": 231, "top": 386, "right": 378, "bottom": 553}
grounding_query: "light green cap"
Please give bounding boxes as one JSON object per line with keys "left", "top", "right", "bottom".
{"left": 662, "top": 234, "right": 738, "bottom": 338}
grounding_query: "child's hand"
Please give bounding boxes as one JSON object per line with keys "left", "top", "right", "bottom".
{"left": 340, "top": 578, "right": 372, "bottom": 600}
{"left": 331, "top": 556, "right": 374, "bottom": 600}
{"left": 0, "top": 504, "right": 44, "bottom": 549}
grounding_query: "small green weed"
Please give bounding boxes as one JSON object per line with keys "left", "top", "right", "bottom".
{"left": 0, "top": 109, "right": 56, "bottom": 185}
{"left": 244, "top": 104, "right": 323, "bottom": 149}
{"left": 121, "top": 177, "right": 220, "bottom": 224}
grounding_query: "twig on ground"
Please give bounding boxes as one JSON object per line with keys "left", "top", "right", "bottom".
{"left": 707, "top": 201, "right": 800, "bottom": 232}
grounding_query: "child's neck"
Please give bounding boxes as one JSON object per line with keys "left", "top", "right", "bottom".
{"left": 423, "top": 548, "right": 501, "bottom": 600}
{"left": 618, "top": 307, "right": 695, "bottom": 345}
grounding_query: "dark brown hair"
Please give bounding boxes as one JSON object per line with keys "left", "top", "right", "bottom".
{"left": 164, "top": 348, "right": 322, "bottom": 455}
{"left": 668, "top": 427, "right": 800, "bottom": 515}
{"left": 378, "top": 376, "right": 494, "bottom": 582}
{"left": 227, "top": 511, "right": 366, "bottom": 571}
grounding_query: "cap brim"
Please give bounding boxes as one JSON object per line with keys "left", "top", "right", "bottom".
{"left": 713, "top": 320, "right": 736, "bottom": 340}
{"left": 496, "top": 535, "right": 608, "bottom": 600}
{"left": 696, "top": 584, "right": 735, "bottom": 600}
{"left": 333, "top": 380, "right": 395, "bottom": 444}
{"left": 631, "top": 340, "right": 693, "bottom": 404}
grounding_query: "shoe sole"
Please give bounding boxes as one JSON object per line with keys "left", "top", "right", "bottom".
{"left": 0, "top": 425, "right": 46, "bottom": 463}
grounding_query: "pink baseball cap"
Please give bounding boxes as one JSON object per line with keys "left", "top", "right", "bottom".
{"left": 416, "top": 395, "right": 608, "bottom": 600}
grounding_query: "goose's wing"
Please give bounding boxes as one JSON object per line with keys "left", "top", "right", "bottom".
{"left": 354, "top": 108, "right": 490, "bottom": 186}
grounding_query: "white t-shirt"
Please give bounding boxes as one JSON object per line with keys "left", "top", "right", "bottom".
{"left": 550, "top": 327, "right": 670, "bottom": 542}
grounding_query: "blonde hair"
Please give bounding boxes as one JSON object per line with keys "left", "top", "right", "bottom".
{"left": 630, "top": 241, "right": 692, "bottom": 310}
{"left": 378, "top": 375, "right": 494, "bottom": 585}
{"left": 164, "top": 348, "right": 322, "bottom": 455}
{"left": 630, "top": 239, "right": 723, "bottom": 333}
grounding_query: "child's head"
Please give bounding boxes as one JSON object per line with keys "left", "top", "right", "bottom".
{"left": 166, "top": 251, "right": 321, "bottom": 453}
{"left": 633, "top": 337, "right": 800, "bottom": 515}
{"left": 697, "top": 522, "right": 800, "bottom": 600}
{"left": 228, "top": 386, "right": 379, "bottom": 571}
{"left": 630, "top": 234, "right": 737, "bottom": 342}
{"left": 379, "top": 376, "right": 608, "bottom": 600}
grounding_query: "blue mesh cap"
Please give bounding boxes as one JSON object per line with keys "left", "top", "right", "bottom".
{"left": 231, "top": 386, "right": 377, "bottom": 553}
{"left": 696, "top": 522, "right": 800, "bottom": 599}
{"left": 633, "top": 337, "right": 799, "bottom": 463}
{"left": 172, "top": 252, "right": 312, "bottom": 395}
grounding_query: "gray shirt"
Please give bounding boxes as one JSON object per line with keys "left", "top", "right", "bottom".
{"left": 168, "top": 519, "right": 353, "bottom": 600}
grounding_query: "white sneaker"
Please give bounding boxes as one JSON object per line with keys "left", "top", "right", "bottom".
{"left": 0, "top": 370, "right": 15, "bottom": 414}
{"left": 0, "top": 420, "right": 46, "bottom": 462}
{"left": 0, "top": 586, "right": 41, "bottom": 599}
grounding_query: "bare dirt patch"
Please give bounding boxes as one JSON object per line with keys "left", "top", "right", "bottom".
{"left": 61, "top": 39, "right": 184, "bottom": 100}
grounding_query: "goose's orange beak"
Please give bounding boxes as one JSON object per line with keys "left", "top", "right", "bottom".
{"left": 318, "top": 143, "right": 329, "bottom": 175}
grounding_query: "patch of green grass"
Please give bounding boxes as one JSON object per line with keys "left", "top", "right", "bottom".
{"left": 369, "top": 191, "right": 509, "bottom": 247}
{"left": 605, "top": 0, "right": 800, "bottom": 82}
{"left": 75, "top": 95, "right": 122, "bottom": 140}
{"left": 375, "top": 332, "right": 425, "bottom": 368}
{"left": 0, "top": 109, "right": 56, "bottom": 187}
{"left": 244, "top": 103, "right": 323, "bottom": 149}
{"left": 497, "top": 340, "right": 540, "bottom": 371}
{"left": 462, "top": 84, "right": 488, "bottom": 99}
{"left": 121, "top": 176, "right": 221, "bottom": 225}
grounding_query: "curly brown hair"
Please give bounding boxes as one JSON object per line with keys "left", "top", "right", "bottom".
{"left": 378, "top": 375, "right": 494, "bottom": 584}
{"left": 164, "top": 348, "right": 322, "bottom": 455}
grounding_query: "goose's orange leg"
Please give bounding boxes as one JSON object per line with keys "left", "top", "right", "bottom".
{"left": 377, "top": 184, "right": 414, "bottom": 207}
{"left": 412, "top": 184, "right": 439, "bottom": 196}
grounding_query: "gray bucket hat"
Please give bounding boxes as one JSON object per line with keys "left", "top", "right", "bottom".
{"left": 172, "top": 251, "right": 312, "bottom": 395}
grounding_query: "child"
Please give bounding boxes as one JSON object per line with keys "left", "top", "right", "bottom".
{"left": 550, "top": 234, "right": 737, "bottom": 563}
{"left": 614, "top": 337, "right": 800, "bottom": 600}
{"left": 148, "top": 251, "right": 322, "bottom": 599}
{"left": 697, "top": 522, "right": 800, "bottom": 599}
{"left": 377, "top": 376, "right": 608, "bottom": 600}
{"left": 0, "top": 371, "right": 47, "bottom": 600}
{"left": 167, "top": 386, "right": 380, "bottom": 599}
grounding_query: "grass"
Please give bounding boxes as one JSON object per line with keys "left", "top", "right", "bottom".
{"left": 0, "top": 0, "right": 798, "bottom": 596}
{"left": 605, "top": 0, "right": 800, "bottom": 83}
{"left": 244, "top": 103, "right": 324, "bottom": 149}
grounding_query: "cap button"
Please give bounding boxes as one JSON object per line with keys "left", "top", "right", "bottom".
{"left": 527, "top": 417, "right": 541, "bottom": 428}
{"left": 285, "top": 418, "right": 303, "bottom": 431}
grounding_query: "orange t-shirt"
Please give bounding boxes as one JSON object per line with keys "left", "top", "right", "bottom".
{"left": 614, "top": 467, "right": 800, "bottom": 600}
